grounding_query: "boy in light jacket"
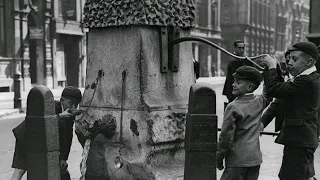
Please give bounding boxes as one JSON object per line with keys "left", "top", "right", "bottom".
{"left": 217, "top": 66, "right": 270, "bottom": 180}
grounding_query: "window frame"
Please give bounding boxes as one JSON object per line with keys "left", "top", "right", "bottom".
{"left": 58, "top": 0, "right": 77, "bottom": 21}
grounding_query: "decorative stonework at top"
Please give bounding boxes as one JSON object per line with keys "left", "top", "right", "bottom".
{"left": 83, "top": 0, "right": 196, "bottom": 28}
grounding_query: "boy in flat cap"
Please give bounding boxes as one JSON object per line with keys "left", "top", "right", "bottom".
{"left": 217, "top": 66, "right": 270, "bottom": 180}
{"left": 262, "top": 41, "right": 320, "bottom": 180}
{"left": 223, "top": 40, "right": 254, "bottom": 104}
{"left": 11, "top": 86, "right": 83, "bottom": 180}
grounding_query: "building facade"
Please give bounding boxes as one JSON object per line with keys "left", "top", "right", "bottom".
{"left": 220, "top": 0, "right": 276, "bottom": 74}
{"left": 191, "top": 0, "right": 222, "bottom": 77}
{"left": 274, "top": 0, "right": 310, "bottom": 61}
{"left": 220, "top": 0, "right": 309, "bottom": 69}
{"left": 0, "top": 0, "right": 87, "bottom": 92}
{"left": 307, "top": 0, "right": 320, "bottom": 47}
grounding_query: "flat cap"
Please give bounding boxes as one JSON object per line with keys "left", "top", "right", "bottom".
{"left": 61, "top": 86, "right": 82, "bottom": 103}
{"left": 287, "top": 41, "right": 319, "bottom": 60}
{"left": 233, "top": 66, "right": 262, "bottom": 85}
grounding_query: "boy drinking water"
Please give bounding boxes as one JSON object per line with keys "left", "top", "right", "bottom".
{"left": 217, "top": 66, "right": 270, "bottom": 180}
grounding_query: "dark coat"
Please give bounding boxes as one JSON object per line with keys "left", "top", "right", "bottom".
{"left": 12, "top": 100, "right": 74, "bottom": 162}
{"left": 223, "top": 58, "right": 253, "bottom": 102}
{"left": 263, "top": 69, "right": 320, "bottom": 147}
{"left": 260, "top": 98, "right": 284, "bottom": 132}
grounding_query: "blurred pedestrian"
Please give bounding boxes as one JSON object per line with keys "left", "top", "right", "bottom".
{"left": 262, "top": 41, "right": 320, "bottom": 180}
{"left": 217, "top": 66, "right": 270, "bottom": 180}
{"left": 10, "top": 86, "right": 83, "bottom": 180}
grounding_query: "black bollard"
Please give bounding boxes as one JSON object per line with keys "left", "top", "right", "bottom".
{"left": 13, "top": 72, "right": 22, "bottom": 110}
{"left": 26, "top": 85, "right": 60, "bottom": 180}
{"left": 184, "top": 83, "right": 217, "bottom": 180}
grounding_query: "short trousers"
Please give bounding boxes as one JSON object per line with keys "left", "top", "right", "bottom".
{"left": 220, "top": 165, "right": 260, "bottom": 180}
{"left": 278, "top": 146, "right": 316, "bottom": 180}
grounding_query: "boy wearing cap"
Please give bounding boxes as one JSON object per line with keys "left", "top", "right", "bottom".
{"left": 217, "top": 66, "right": 270, "bottom": 180}
{"left": 263, "top": 41, "right": 320, "bottom": 180}
{"left": 223, "top": 40, "right": 254, "bottom": 103}
{"left": 11, "top": 86, "right": 83, "bottom": 180}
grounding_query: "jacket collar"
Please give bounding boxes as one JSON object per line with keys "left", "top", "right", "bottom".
{"left": 234, "top": 93, "right": 254, "bottom": 101}
{"left": 292, "top": 65, "right": 317, "bottom": 81}
{"left": 298, "top": 65, "right": 317, "bottom": 76}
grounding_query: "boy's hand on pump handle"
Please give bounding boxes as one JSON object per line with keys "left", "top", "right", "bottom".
{"left": 262, "top": 54, "right": 278, "bottom": 69}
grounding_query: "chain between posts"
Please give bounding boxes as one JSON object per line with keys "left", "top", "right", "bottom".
{"left": 217, "top": 128, "right": 279, "bottom": 136}
{"left": 218, "top": 128, "right": 320, "bottom": 141}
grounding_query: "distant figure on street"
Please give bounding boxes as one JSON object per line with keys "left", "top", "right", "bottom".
{"left": 193, "top": 57, "right": 200, "bottom": 82}
{"left": 217, "top": 66, "right": 270, "bottom": 180}
{"left": 222, "top": 40, "right": 254, "bottom": 105}
{"left": 262, "top": 41, "right": 320, "bottom": 180}
{"left": 10, "top": 86, "right": 83, "bottom": 180}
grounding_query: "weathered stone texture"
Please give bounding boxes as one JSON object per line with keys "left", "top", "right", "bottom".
{"left": 83, "top": 0, "right": 196, "bottom": 28}
{"left": 147, "top": 112, "right": 186, "bottom": 144}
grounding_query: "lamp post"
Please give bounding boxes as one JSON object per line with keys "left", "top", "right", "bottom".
{"left": 13, "top": 65, "right": 22, "bottom": 110}
{"left": 27, "top": 0, "right": 47, "bottom": 86}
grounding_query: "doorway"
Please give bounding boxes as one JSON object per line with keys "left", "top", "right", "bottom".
{"left": 57, "top": 34, "right": 81, "bottom": 87}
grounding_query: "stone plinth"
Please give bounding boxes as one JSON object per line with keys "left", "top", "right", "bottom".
{"left": 76, "top": 26, "right": 194, "bottom": 179}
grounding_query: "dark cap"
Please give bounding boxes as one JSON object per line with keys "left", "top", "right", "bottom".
{"left": 287, "top": 41, "right": 319, "bottom": 60}
{"left": 232, "top": 66, "right": 262, "bottom": 85}
{"left": 61, "top": 86, "right": 82, "bottom": 103}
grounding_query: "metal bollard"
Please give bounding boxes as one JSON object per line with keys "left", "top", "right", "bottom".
{"left": 13, "top": 72, "right": 22, "bottom": 110}
{"left": 184, "top": 83, "right": 217, "bottom": 180}
{"left": 26, "top": 85, "right": 60, "bottom": 180}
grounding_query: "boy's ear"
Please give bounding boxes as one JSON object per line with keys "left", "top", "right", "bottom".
{"left": 307, "top": 58, "right": 316, "bottom": 66}
{"left": 247, "top": 83, "right": 255, "bottom": 92}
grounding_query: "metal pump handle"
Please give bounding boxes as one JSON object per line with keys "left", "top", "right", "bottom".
{"left": 171, "top": 36, "right": 269, "bottom": 71}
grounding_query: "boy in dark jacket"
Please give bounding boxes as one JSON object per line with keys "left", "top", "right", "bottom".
{"left": 217, "top": 66, "right": 270, "bottom": 180}
{"left": 262, "top": 41, "right": 320, "bottom": 180}
{"left": 10, "top": 86, "right": 83, "bottom": 180}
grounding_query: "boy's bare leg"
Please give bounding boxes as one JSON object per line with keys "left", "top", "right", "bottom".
{"left": 10, "top": 168, "right": 26, "bottom": 180}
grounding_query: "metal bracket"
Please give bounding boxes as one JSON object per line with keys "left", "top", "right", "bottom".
{"left": 169, "top": 27, "right": 180, "bottom": 72}
{"left": 160, "top": 27, "right": 180, "bottom": 73}
{"left": 160, "top": 27, "right": 168, "bottom": 73}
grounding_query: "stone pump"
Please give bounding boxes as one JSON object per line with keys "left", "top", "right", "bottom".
{"left": 74, "top": 1, "right": 268, "bottom": 180}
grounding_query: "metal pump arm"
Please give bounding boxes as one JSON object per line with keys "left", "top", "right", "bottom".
{"left": 170, "top": 36, "right": 268, "bottom": 71}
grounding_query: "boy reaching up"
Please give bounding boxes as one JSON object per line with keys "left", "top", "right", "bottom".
{"left": 217, "top": 66, "right": 270, "bottom": 180}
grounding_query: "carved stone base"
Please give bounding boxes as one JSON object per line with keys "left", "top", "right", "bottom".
{"left": 75, "top": 26, "right": 194, "bottom": 179}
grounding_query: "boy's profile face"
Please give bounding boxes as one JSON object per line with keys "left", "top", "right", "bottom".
{"left": 287, "top": 51, "right": 312, "bottom": 77}
{"left": 61, "top": 97, "right": 79, "bottom": 110}
{"left": 232, "top": 78, "right": 255, "bottom": 97}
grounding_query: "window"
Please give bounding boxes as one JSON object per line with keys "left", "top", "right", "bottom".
{"left": 0, "top": 0, "right": 5, "bottom": 56}
{"left": 58, "top": 0, "right": 77, "bottom": 21}
{"left": 197, "top": 0, "right": 208, "bottom": 28}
